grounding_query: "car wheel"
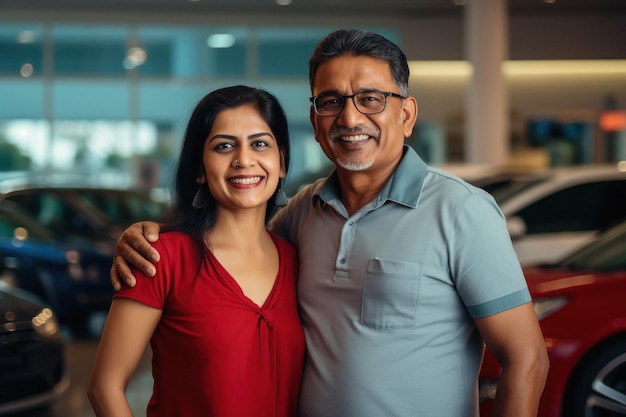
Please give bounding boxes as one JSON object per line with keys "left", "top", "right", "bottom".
{"left": 563, "top": 338, "right": 626, "bottom": 417}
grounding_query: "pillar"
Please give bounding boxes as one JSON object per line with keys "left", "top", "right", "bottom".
{"left": 464, "top": 0, "right": 509, "bottom": 164}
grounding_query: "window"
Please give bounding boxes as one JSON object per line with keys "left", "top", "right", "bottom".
{"left": 515, "top": 180, "right": 626, "bottom": 234}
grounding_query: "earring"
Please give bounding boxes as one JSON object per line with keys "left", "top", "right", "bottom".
{"left": 274, "top": 179, "right": 289, "bottom": 207}
{"left": 192, "top": 185, "right": 207, "bottom": 209}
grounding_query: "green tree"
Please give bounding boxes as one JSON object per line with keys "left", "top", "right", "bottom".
{"left": 0, "top": 141, "right": 31, "bottom": 171}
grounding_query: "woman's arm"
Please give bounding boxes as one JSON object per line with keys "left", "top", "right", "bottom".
{"left": 87, "top": 298, "right": 162, "bottom": 417}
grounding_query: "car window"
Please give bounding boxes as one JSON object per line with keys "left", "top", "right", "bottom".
{"left": 74, "top": 189, "right": 166, "bottom": 226}
{"left": 4, "top": 191, "right": 94, "bottom": 236}
{"left": 0, "top": 207, "right": 54, "bottom": 241}
{"left": 561, "top": 220, "right": 626, "bottom": 271}
{"left": 0, "top": 215, "right": 21, "bottom": 238}
{"left": 513, "top": 180, "right": 626, "bottom": 234}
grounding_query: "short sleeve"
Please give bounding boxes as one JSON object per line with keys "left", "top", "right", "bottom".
{"left": 449, "top": 193, "right": 531, "bottom": 317}
{"left": 113, "top": 236, "right": 173, "bottom": 310}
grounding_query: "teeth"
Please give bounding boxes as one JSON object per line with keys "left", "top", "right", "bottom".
{"left": 340, "top": 134, "right": 369, "bottom": 142}
{"left": 230, "top": 177, "right": 262, "bottom": 185}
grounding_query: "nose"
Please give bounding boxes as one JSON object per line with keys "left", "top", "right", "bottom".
{"left": 335, "top": 96, "right": 363, "bottom": 127}
{"left": 232, "top": 148, "right": 254, "bottom": 168}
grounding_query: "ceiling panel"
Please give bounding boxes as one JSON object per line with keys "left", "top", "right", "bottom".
{"left": 1, "top": 0, "right": 625, "bottom": 18}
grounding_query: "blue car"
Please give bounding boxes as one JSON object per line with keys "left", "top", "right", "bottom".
{"left": 0, "top": 202, "right": 114, "bottom": 338}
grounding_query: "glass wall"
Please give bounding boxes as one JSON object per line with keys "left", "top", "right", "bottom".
{"left": 0, "top": 22, "right": 400, "bottom": 196}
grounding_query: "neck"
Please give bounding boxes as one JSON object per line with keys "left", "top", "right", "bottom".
{"left": 206, "top": 209, "right": 269, "bottom": 249}
{"left": 336, "top": 169, "right": 390, "bottom": 216}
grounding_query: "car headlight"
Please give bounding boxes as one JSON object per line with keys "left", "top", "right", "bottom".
{"left": 32, "top": 307, "right": 62, "bottom": 339}
{"left": 65, "top": 249, "right": 85, "bottom": 280}
{"left": 532, "top": 296, "right": 569, "bottom": 321}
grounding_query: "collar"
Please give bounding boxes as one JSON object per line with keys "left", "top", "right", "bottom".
{"left": 312, "top": 145, "right": 427, "bottom": 210}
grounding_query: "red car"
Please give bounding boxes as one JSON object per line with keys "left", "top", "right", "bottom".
{"left": 479, "top": 219, "right": 626, "bottom": 417}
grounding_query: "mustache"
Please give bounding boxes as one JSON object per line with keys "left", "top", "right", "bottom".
{"left": 329, "top": 126, "right": 380, "bottom": 142}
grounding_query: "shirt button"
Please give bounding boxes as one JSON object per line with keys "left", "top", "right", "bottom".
{"left": 340, "top": 258, "right": 346, "bottom": 264}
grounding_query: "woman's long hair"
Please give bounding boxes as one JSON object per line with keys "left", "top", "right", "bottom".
{"left": 162, "top": 85, "right": 291, "bottom": 247}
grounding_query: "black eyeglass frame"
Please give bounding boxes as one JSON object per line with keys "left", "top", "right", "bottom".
{"left": 309, "top": 90, "right": 406, "bottom": 116}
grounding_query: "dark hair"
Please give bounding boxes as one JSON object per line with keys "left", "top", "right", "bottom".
{"left": 308, "top": 29, "right": 409, "bottom": 97}
{"left": 163, "top": 85, "right": 291, "bottom": 246}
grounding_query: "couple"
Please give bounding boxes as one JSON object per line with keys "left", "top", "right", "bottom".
{"left": 89, "top": 29, "right": 549, "bottom": 417}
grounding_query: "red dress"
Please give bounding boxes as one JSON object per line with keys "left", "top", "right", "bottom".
{"left": 114, "top": 231, "right": 305, "bottom": 417}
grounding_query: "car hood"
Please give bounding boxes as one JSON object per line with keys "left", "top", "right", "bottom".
{"left": 0, "top": 285, "right": 48, "bottom": 325}
{"left": 0, "top": 235, "right": 113, "bottom": 264}
{"left": 523, "top": 265, "right": 623, "bottom": 297}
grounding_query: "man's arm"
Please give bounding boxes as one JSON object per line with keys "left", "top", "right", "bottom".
{"left": 475, "top": 302, "right": 549, "bottom": 417}
{"left": 110, "top": 221, "right": 161, "bottom": 290}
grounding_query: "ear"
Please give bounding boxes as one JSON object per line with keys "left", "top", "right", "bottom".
{"left": 309, "top": 105, "right": 321, "bottom": 144}
{"left": 196, "top": 173, "right": 206, "bottom": 184}
{"left": 401, "top": 96, "right": 419, "bottom": 138}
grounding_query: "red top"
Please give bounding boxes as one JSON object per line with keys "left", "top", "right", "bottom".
{"left": 115, "top": 231, "right": 305, "bottom": 417}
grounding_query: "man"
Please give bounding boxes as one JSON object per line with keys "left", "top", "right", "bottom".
{"left": 111, "top": 29, "right": 549, "bottom": 417}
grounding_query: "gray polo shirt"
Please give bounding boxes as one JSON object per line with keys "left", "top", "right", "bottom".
{"left": 269, "top": 145, "right": 530, "bottom": 417}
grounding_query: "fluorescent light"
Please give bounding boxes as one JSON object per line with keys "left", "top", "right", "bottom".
{"left": 207, "top": 34, "right": 235, "bottom": 48}
{"left": 408, "top": 61, "right": 471, "bottom": 76}
{"left": 503, "top": 60, "right": 626, "bottom": 75}
{"left": 17, "top": 30, "right": 37, "bottom": 44}
{"left": 408, "top": 60, "right": 626, "bottom": 77}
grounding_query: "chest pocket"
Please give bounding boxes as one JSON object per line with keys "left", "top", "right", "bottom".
{"left": 361, "top": 258, "right": 421, "bottom": 330}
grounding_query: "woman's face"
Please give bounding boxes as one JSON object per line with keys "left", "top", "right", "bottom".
{"left": 198, "top": 104, "right": 285, "bottom": 213}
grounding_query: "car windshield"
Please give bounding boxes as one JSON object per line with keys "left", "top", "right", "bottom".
{"left": 73, "top": 189, "right": 167, "bottom": 226}
{"left": 559, "top": 220, "right": 626, "bottom": 271}
{"left": 0, "top": 206, "right": 55, "bottom": 241}
{"left": 489, "top": 176, "right": 548, "bottom": 204}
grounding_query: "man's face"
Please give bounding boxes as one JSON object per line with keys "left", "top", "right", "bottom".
{"left": 310, "top": 55, "right": 417, "bottom": 174}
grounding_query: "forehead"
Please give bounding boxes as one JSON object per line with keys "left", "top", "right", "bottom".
{"left": 312, "top": 55, "right": 395, "bottom": 95}
{"left": 211, "top": 104, "right": 270, "bottom": 133}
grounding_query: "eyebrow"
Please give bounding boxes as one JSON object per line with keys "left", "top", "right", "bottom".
{"left": 209, "top": 131, "right": 274, "bottom": 142}
{"left": 316, "top": 87, "right": 385, "bottom": 96}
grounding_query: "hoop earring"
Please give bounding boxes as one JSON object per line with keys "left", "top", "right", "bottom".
{"left": 274, "top": 179, "right": 288, "bottom": 207}
{"left": 192, "top": 185, "right": 207, "bottom": 209}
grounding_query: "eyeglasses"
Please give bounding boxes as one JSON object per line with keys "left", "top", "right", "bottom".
{"left": 309, "top": 90, "right": 406, "bottom": 117}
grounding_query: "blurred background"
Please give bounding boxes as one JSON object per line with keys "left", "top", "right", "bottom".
{"left": 1, "top": 0, "right": 625, "bottom": 194}
{"left": 1, "top": 0, "right": 626, "bottom": 416}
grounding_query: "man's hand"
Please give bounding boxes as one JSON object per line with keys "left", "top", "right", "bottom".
{"left": 110, "top": 221, "right": 162, "bottom": 291}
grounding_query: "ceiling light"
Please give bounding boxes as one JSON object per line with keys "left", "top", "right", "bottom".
{"left": 17, "top": 31, "right": 37, "bottom": 44}
{"left": 276, "top": 0, "right": 293, "bottom": 5}
{"left": 503, "top": 60, "right": 626, "bottom": 75}
{"left": 20, "top": 63, "right": 34, "bottom": 78}
{"left": 123, "top": 47, "right": 147, "bottom": 69}
{"left": 207, "top": 34, "right": 235, "bottom": 48}
{"left": 408, "top": 60, "right": 626, "bottom": 77}
{"left": 409, "top": 61, "right": 472, "bottom": 76}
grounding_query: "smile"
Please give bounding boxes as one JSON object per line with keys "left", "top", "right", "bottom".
{"left": 339, "top": 134, "right": 369, "bottom": 143}
{"left": 229, "top": 176, "right": 263, "bottom": 185}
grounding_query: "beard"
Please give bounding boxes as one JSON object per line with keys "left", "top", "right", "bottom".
{"left": 330, "top": 125, "right": 379, "bottom": 171}
{"left": 336, "top": 157, "right": 375, "bottom": 171}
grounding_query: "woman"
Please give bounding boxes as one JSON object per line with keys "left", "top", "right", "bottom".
{"left": 88, "top": 85, "right": 304, "bottom": 417}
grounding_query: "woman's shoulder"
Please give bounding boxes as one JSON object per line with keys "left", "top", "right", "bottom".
{"left": 155, "top": 231, "right": 201, "bottom": 255}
